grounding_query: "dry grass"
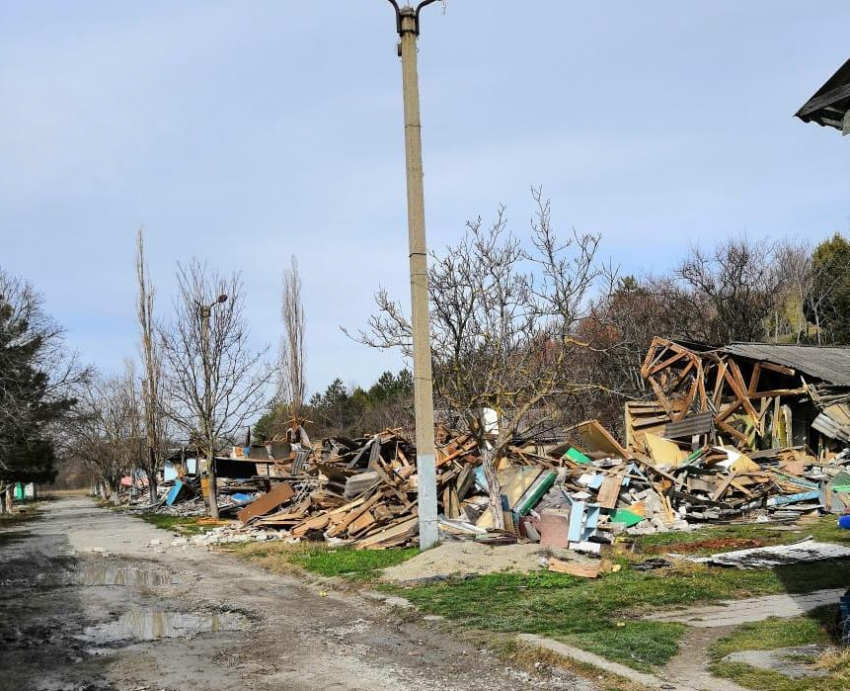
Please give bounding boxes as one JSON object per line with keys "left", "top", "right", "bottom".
{"left": 815, "top": 646, "right": 850, "bottom": 672}
{"left": 464, "top": 629, "right": 649, "bottom": 691}
{"left": 227, "top": 541, "right": 331, "bottom": 577}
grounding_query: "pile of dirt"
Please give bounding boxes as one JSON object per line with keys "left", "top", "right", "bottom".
{"left": 645, "top": 537, "right": 769, "bottom": 554}
{"left": 381, "top": 541, "right": 552, "bottom": 584}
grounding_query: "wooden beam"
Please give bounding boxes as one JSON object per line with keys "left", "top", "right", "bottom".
{"left": 712, "top": 361, "right": 728, "bottom": 407}
{"left": 758, "top": 361, "right": 796, "bottom": 377}
{"left": 748, "top": 362, "right": 762, "bottom": 396}
{"left": 648, "top": 375, "right": 675, "bottom": 417}
{"left": 649, "top": 351, "right": 686, "bottom": 376}
{"left": 749, "top": 388, "right": 807, "bottom": 399}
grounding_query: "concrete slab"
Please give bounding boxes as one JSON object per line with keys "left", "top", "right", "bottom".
{"left": 644, "top": 588, "right": 846, "bottom": 628}
{"left": 518, "top": 633, "right": 701, "bottom": 690}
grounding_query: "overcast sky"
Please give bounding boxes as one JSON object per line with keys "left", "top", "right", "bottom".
{"left": 1, "top": 1, "right": 847, "bottom": 399}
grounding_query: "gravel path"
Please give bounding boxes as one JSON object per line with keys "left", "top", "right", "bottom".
{"left": 0, "top": 497, "right": 596, "bottom": 691}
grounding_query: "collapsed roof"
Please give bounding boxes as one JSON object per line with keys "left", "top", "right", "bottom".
{"left": 721, "top": 342, "right": 850, "bottom": 387}
{"left": 795, "top": 57, "right": 850, "bottom": 134}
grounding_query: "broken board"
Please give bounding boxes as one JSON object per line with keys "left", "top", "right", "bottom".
{"left": 237, "top": 482, "right": 295, "bottom": 523}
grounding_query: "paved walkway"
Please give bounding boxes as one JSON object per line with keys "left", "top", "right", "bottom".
{"left": 644, "top": 588, "right": 846, "bottom": 628}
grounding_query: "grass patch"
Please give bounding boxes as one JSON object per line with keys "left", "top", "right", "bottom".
{"left": 390, "top": 558, "right": 850, "bottom": 673}
{"left": 633, "top": 516, "right": 850, "bottom": 556}
{"left": 709, "top": 606, "right": 836, "bottom": 660}
{"left": 135, "top": 513, "right": 214, "bottom": 535}
{"left": 288, "top": 546, "right": 418, "bottom": 578}
{"left": 232, "top": 541, "right": 418, "bottom": 581}
{"left": 711, "top": 658, "right": 849, "bottom": 691}
{"left": 708, "top": 605, "right": 850, "bottom": 691}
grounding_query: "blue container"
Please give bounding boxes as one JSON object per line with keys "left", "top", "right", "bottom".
{"left": 839, "top": 515, "right": 850, "bottom": 530}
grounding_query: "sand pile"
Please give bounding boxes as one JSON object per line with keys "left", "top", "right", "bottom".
{"left": 381, "top": 541, "right": 552, "bottom": 584}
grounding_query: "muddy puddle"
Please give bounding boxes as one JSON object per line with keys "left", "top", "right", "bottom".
{"left": 72, "top": 563, "right": 174, "bottom": 587}
{"left": 80, "top": 610, "right": 249, "bottom": 644}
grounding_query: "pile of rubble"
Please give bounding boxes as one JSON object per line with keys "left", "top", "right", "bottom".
{"left": 151, "top": 338, "right": 850, "bottom": 556}
{"left": 238, "top": 427, "right": 546, "bottom": 549}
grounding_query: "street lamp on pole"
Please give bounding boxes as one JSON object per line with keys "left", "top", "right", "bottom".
{"left": 386, "top": 0, "right": 441, "bottom": 549}
{"left": 199, "top": 293, "right": 228, "bottom": 520}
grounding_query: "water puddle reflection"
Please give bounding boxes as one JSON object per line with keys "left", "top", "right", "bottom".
{"left": 81, "top": 610, "right": 249, "bottom": 643}
{"left": 73, "top": 564, "right": 174, "bottom": 587}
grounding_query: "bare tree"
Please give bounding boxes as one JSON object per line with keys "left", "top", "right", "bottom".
{"left": 671, "top": 237, "right": 786, "bottom": 344}
{"left": 278, "top": 255, "right": 307, "bottom": 435}
{"left": 136, "top": 229, "right": 169, "bottom": 502}
{"left": 63, "top": 365, "right": 144, "bottom": 500}
{"left": 348, "top": 190, "right": 608, "bottom": 527}
{"left": 159, "top": 260, "right": 269, "bottom": 518}
{"left": 787, "top": 240, "right": 846, "bottom": 345}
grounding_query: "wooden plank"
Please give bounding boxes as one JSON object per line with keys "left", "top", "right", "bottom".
{"left": 672, "top": 377, "right": 699, "bottom": 423}
{"left": 712, "top": 472, "right": 739, "bottom": 501}
{"left": 436, "top": 438, "right": 478, "bottom": 466}
{"left": 597, "top": 469, "right": 626, "bottom": 509}
{"left": 291, "top": 513, "right": 331, "bottom": 536}
{"left": 237, "top": 482, "right": 295, "bottom": 523}
{"left": 547, "top": 557, "right": 604, "bottom": 578}
{"left": 355, "top": 515, "right": 418, "bottom": 550}
{"left": 326, "top": 492, "right": 383, "bottom": 538}
{"left": 347, "top": 510, "right": 376, "bottom": 535}
{"left": 570, "top": 419, "right": 628, "bottom": 458}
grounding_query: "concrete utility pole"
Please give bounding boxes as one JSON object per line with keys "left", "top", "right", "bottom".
{"left": 387, "top": 0, "right": 441, "bottom": 549}
{"left": 199, "top": 294, "right": 227, "bottom": 520}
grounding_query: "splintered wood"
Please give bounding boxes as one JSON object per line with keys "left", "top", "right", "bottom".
{"left": 242, "top": 428, "right": 487, "bottom": 549}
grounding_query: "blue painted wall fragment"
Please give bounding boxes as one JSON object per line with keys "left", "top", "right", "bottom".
{"left": 568, "top": 501, "right": 585, "bottom": 542}
{"left": 165, "top": 480, "right": 184, "bottom": 506}
{"left": 766, "top": 490, "right": 820, "bottom": 507}
{"left": 582, "top": 504, "right": 601, "bottom": 541}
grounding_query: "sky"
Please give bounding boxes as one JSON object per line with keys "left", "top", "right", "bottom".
{"left": 1, "top": 1, "right": 847, "bottom": 400}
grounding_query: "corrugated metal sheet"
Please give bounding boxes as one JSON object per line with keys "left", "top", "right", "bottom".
{"left": 812, "top": 412, "right": 850, "bottom": 442}
{"left": 721, "top": 343, "right": 850, "bottom": 387}
{"left": 664, "top": 412, "right": 714, "bottom": 440}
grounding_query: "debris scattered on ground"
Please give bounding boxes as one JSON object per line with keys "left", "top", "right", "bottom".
{"left": 128, "top": 338, "right": 850, "bottom": 573}
{"left": 688, "top": 537, "right": 850, "bottom": 569}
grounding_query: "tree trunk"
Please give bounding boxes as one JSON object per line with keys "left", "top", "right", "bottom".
{"left": 147, "top": 469, "right": 158, "bottom": 504}
{"left": 0, "top": 485, "right": 6, "bottom": 514}
{"left": 206, "top": 448, "right": 219, "bottom": 520}
{"left": 481, "top": 445, "right": 504, "bottom": 531}
{"left": 4, "top": 486, "right": 13, "bottom": 514}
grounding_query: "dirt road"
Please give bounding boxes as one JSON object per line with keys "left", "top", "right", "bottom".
{"left": 0, "top": 497, "right": 594, "bottom": 691}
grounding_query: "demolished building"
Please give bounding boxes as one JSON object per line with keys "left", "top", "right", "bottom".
{"left": 627, "top": 338, "right": 850, "bottom": 456}
{"left": 150, "top": 338, "right": 850, "bottom": 552}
